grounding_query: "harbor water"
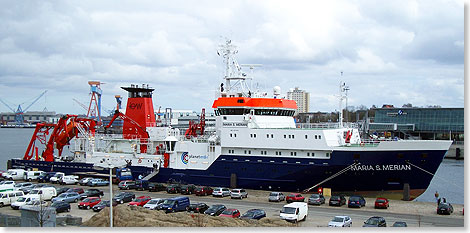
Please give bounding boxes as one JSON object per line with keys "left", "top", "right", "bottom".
{"left": 0, "top": 128, "right": 464, "bottom": 204}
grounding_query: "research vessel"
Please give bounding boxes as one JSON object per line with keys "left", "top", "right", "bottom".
{"left": 8, "top": 40, "right": 452, "bottom": 199}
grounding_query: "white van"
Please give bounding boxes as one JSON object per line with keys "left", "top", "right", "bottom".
{"left": 280, "top": 202, "right": 308, "bottom": 223}
{"left": 23, "top": 171, "right": 45, "bottom": 181}
{"left": 11, "top": 196, "right": 39, "bottom": 210}
{"left": 0, "top": 181, "right": 16, "bottom": 192}
{"left": 4, "top": 169, "right": 25, "bottom": 180}
{"left": 26, "top": 187, "right": 57, "bottom": 201}
{"left": 0, "top": 191, "right": 24, "bottom": 207}
{"left": 59, "top": 175, "right": 78, "bottom": 185}
{"left": 49, "top": 172, "right": 65, "bottom": 183}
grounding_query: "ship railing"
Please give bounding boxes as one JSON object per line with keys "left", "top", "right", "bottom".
{"left": 296, "top": 122, "right": 359, "bottom": 129}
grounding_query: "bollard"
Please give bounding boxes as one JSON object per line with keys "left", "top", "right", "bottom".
{"left": 403, "top": 183, "right": 410, "bottom": 201}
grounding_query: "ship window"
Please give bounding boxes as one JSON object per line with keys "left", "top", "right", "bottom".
{"left": 248, "top": 151, "right": 251, "bottom": 154}
{"left": 307, "top": 152, "right": 310, "bottom": 156}
{"left": 266, "top": 134, "right": 269, "bottom": 138}
{"left": 237, "top": 99, "right": 245, "bottom": 103}
{"left": 230, "top": 134, "right": 232, "bottom": 137}
{"left": 271, "top": 134, "right": 274, "bottom": 138}
{"left": 244, "top": 150, "right": 247, "bottom": 154}
{"left": 294, "top": 152, "right": 297, "bottom": 156}
{"left": 279, "top": 151, "right": 282, "bottom": 155}
{"left": 315, "top": 135, "right": 318, "bottom": 139}
{"left": 318, "top": 135, "right": 322, "bottom": 139}
{"left": 292, "top": 135, "right": 295, "bottom": 139}
{"left": 275, "top": 152, "right": 278, "bottom": 155}
{"left": 326, "top": 153, "right": 331, "bottom": 157}
{"left": 312, "top": 153, "right": 315, "bottom": 157}
{"left": 305, "top": 135, "right": 308, "bottom": 139}
{"left": 354, "top": 153, "right": 360, "bottom": 159}
{"left": 254, "top": 134, "right": 256, "bottom": 138}
{"left": 284, "top": 135, "right": 286, "bottom": 138}
{"left": 234, "top": 134, "right": 237, "bottom": 137}
{"left": 288, "top": 135, "right": 291, "bottom": 139}
{"left": 421, "top": 153, "right": 428, "bottom": 158}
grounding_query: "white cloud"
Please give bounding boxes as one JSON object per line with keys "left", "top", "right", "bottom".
{"left": 0, "top": 0, "right": 463, "bottom": 114}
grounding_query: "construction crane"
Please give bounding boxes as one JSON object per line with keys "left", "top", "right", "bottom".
{"left": 0, "top": 90, "right": 48, "bottom": 125}
{"left": 87, "top": 81, "right": 103, "bottom": 125}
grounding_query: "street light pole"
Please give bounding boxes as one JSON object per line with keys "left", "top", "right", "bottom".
{"left": 109, "top": 167, "right": 113, "bottom": 228}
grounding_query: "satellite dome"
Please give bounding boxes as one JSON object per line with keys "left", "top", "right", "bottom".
{"left": 273, "top": 86, "right": 281, "bottom": 96}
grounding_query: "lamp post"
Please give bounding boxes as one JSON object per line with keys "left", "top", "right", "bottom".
{"left": 94, "top": 155, "right": 126, "bottom": 228}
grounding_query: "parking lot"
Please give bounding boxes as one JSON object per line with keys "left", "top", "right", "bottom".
{"left": 0, "top": 180, "right": 464, "bottom": 227}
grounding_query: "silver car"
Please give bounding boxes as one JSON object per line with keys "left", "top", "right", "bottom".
{"left": 212, "top": 187, "right": 230, "bottom": 197}
{"left": 268, "top": 192, "right": 285, "bottom": 202}
{"left": 230, "top": 189, "right": 248, "bottom": 199}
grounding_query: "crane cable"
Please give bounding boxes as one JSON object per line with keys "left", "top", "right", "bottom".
{"left": 405, "top": 161, "right": 463, "bottom": 190}
{"left": 303, "top": 162, "right": 359, "bottom": 193}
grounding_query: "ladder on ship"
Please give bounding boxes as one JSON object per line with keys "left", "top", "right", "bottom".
{"left": 142, "top": 168, "right": 159, "bottom": 180}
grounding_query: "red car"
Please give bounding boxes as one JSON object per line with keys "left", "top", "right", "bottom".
{"left": 67, "top": 187, "right": 84, "bottom": 194}
{"left": 195, "top": 186, "right": 213, "bottom": 196}
{"left": 286, "top": 193, "right": 305, "bottom": 203}
{"left": 128, "top": 196, "right": 151, "bottom": 207}
{"left": 374, "top": 197, "right": 389, "bottom": 209}
{"left": 78, "top": 197, "right": 101, "bottom": 209}
{"left": 219, "top": 208, "right": 240, "bottom": 218}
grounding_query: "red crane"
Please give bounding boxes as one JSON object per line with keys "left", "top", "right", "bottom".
{"left": 185, "top": 108, "right": 205, "bottom": 139}
{"left": 24, "top": 115, "right": 96, "bottom": 162}
{"left": 105, "top": 110, "right": 150, "bottom": 153}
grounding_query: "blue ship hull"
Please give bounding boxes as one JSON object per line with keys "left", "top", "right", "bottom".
{"left": 9, "top": 148, "right": 447, "bottom": 198}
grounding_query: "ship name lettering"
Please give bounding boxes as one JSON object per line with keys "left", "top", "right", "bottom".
{"left": 351, "top": 164, "right": 411, "bottom": 171}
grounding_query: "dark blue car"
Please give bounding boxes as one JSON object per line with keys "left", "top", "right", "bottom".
{"left": 348, "top": 195, "right": 366, "bottom": 208}
{"left": 240, "top": 209, "right": 266, "bottom": 220}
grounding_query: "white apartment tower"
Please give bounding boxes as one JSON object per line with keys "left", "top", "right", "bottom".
{"left": 287, "top": 87, "right": 310, "bottom": 114}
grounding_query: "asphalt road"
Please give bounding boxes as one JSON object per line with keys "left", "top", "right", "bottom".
{"left": 1, "top": 182, "right": 464, "bottom": 227}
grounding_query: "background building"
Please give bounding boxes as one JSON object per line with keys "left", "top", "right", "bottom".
{"left": 287, "top": 87, "right": 310, "bottom": 114}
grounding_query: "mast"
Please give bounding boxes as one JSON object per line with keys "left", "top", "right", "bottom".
{"left": 338, "top": 72, "right": 349, "bottom": 128}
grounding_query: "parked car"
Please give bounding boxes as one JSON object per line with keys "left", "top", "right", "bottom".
{"left": 363, "top": 216, "right": 387, "bottom": 227}
{"left": 66, "top": 187, "right": 84, "bottom": 194}
{"left": 80, "top": 189, "right": 104, "bottom": 199}
{"left": 375, "top": 197, "right": 389, "bottom": 209}
{"left": 240, "top": 209, "right": 266, "bottom": 220}
{"left": 268, "top": 192, "right": 285, "bottom": 202}
{"left": 20, "top": 183, "right": 50, "bottom": 194}
{"left": 49, "top": 172, "right": 64, "bottom": 184}
{"left": 37, "top": 172, "right": 56, "bottom": 183}
{"left": 280, "top": 202, "right": 308, "bottom": 223}
{"left": 59, "top": 175, "right": 79, "bottom": 185}
{"left": 129, "top": 196, "right": 151, "bottom": 207}
{"left": 437, "top": 203, "right": 454, "bottom": 215}
{"left": 0, "top": 190, "right": 24, "bottom": 207}
{"left": 195, "top": 186, "right": 213, "bottom": 196}
{"left": 27, "top": 187, "right": 57, "bottom": 201}
{"left": 79, "top": 177, "right": 94, "bottom": 186}
{"left": 56, "top": 187, "right": 70, "bottom": 195}
{"left": 13, "top": 182, "right": 33, "bottom": 191}
{"left": 143, "top": 198, "right": 165, "bottom": 210}
{"left": 186, "top": 203, "right": 210, "bottom": 213}
{"left": 19, "top": 200, "right": 48, "bottom": 210}
{"left": 51, "top": 201, "right": 70, "bottom": 213}
{"left": 348, "top": 195, "right": 366, "bottom": 208}
{"left": 392, "top": 221, "right": 408, "bottom": 227}
{"left": 88, "top": 178, "right": 109, "bottom": 187}
{"left": 220, "top": 208, "right": 241, "bottom": 218}
{"left": 23, "top": 171, "right": 45, "bottom": 182}
{"left": 157, "top": 196, "right": 190, "bottom": 213}
{"left": 4, "top": 169, "right": 25, "bottom": 180}
{"left": 113, "top": 192, "right": 135, "bottom": 204}
{"left": 180, "top": 184, "right": 197, "bottom": 195}
{"left": 166, "top": 184, "right": 182, "bottom": 194}
{"left": 148, "top": 183, "right": 166, "bottom": 192}
{"left": 11, "top": 196, "right": 39, "bottom": 210}
{"left": 78, "top": 197, "right": 101, "bottom": 209}
{"left": 328, "top": 216, "right": 353, "bottom": 227}
{"left": 135, "top": 180, "right": 149, "bottom": 191}
{"left": 52, "top": 192, "right": 81, "bottom": 203}
{"left": 308, "top": 194, "right": 325, "bottom": 205}
{"left": 118, "top": 180, "right": 137, "bottom": 190}
{"left": 204, "top": 204, "right": 227, "bottom": 216}
{"left": 230, "top": 189, "right": 248, "bottom": 199}
{"left": 286, "top": 193, "right": 304, "bottom": 203}
{"left": 92, "top": 200, "right": 117, "bottom": 212}
{"left": 0, "top": 180, "right": 15, "bottom": 192}
{"left": 329, "top": 195, "right": 346, "bottom": 206}
{"left": 212, "top": 187, "right": 230, "bottom": 197}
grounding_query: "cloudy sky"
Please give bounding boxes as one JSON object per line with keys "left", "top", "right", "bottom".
{"left": 0, "top": 0, "right": 464, "bottom": 115}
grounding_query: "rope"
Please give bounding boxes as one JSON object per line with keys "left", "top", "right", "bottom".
{"left": 303, "top": 162, "right": 358, "bottom": 193}
{"left": 406, "top": 161, "right": 463, "bottom": 190}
